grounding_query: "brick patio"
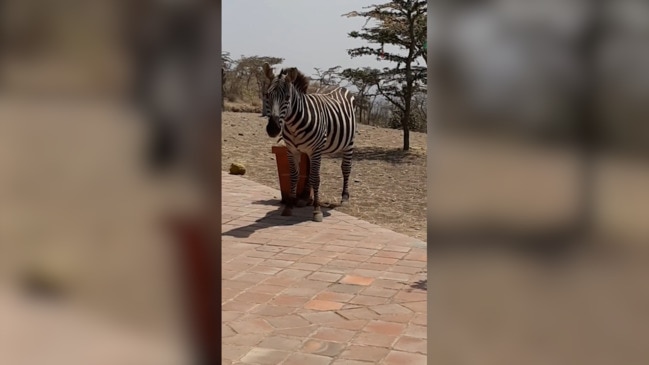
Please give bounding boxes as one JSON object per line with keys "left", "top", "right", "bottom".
{"left": 222, "top": 171, "right": 427, "bottom": 364}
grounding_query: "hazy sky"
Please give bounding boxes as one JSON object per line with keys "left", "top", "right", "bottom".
{"left": 222, "top": 0, "right": 387, "bottom": 79}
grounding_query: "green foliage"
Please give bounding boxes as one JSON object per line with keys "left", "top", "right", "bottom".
{"left": 343, "top": 0, "right": 427, "bottom": 150}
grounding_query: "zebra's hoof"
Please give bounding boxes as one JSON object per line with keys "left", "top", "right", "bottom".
{"left": 281, "top": 208, "right": 293, "bottom": 216}
{"left": 313, "top": 211, "right": 323, "bottom": 222}
{"left": 340, "top": 199, "right": 349, "bottom": 207}
{"left": 296, "top": 199, "right": 307, "bottom": 208}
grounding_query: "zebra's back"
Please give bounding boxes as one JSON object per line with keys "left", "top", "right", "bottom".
{"left": 301, "top": 87, "right": 356, "bottom": 155}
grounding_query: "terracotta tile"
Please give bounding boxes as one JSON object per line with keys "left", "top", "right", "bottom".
{"left": 347, "top": 248, "right": 378, "bottom": 256}
{"left": 273, "top": 253, "right": 302, "bottom": 261}
{"left": 262, "top": 277, "right": 297, "bottom": 287}
{"left": 393, "top": 291, "right": 427, "bottom": 303}
{"left": 301, "top": 339, "right": 346, "bottom": 357}
{"left": 223, "top": 324, "right": 236, "bottom": 337}
{"left": 288, "top": 262, "right": 321, "bottom": 271}
{"left": 314, "top": 291, "right": 354, "bottom": 303}
{"left": 397, "top": 259, "right": 426, "bottom": 268}
{"left": 349, "top": 295, "right": 389, "bottom": 306}
{"left": 282, "top": 352, "right": 333, "bottom": 365}
{"left": 222, "top": 300, "right": 258, "bottom": 312}
{"left": 327, "top": 259, "right": 360, "bottom": 268}
{"left": 369, "top": 303, "right": 413, "bottom": 316}
{"left": 379, "top": 271, "right": 411, "bottom": 282}
{"left": 234, "top": 291, "right": 274, "bottom": 304}
{"left": 311, "top": 327, "right": 356, "bottom": 342}
{"left": 412, "top": 313, "right": 427, "bottom": 326}
{"left": 222, "top": 344, "right": 250, "bottom": 361}
{"left": 266, "top": 315, "right": 311, "bottom": 329}
{"left": 229, "top": 318, "right": 274, "bottom": 334}
{"left": 276, "top": 268, "right": 312, "bottom": 279}
{"left": 269, "top": 295, "right": 311, "bottom": 307}
{"left": 233, "top": 272, "right": 272, "bottom": 283}
{"left": 363, "top": 320, "right": 407, "bottom": 336}
{"left": 250, "top": 304, "right": 295, "bottom": 317}
{"left": 382, "top": 350, "right": 427, "bottom": 365}
{"left": 336, "top": 307, "right": 379, "bottom": 321}
{"left": 366, "top": 256, "right": 399, "bottom": 265}
{"left": 248, "top": 284, "right": 286, "bottom": 295}
{"left": 274, "top": 325, "right": 318, "bottom": 337}
{"left": 304, "top": 299, "right": 344, "bottom": 311}
{"left": 340, "top": 275, "right": 374, "bottom": 286}
{"left": 299, "top": 256, "right": 333, "bottom": 265}
{"left": 337, "top": 253, "right": 368, "bottom": 262}
{"left": 247, "top": 265, "right": 282, "bottom": 275}
{"left": 357, "top": 262, "right": 389, "bottom": 271}
{"left": 404, "top": 249, "right": 427, "bottom": 262}
{"left": 222, "top": 310, "right": 245, "bottom": 322}
{"left": 352, "top": 332, "right": 398, "bottom": 347}
{"left": 401, "top": 300, "right": 427, "bottom": 313}
{"left": 257, "top": 336, "right": 303, "bottom": 351}
{"left": 299, "top": 311, "right": 344, "bottom": 324}
{"left": 281, "top": 287, "right": 320, "bottom": 298}
{"left": 328, "top": 283, "right": 365, "bottom": 294}
{"left": 340, "top": 345, "right": 390, "bottom": 362}
{"left": 393, "top": 335, "right": 427, "bottom": 354}
{"left": 374, "top": 250, "right": 407, "bottom": 259}
{"left": 259, "top": 259, "right": 293, "bottom": 268}
{"left": 404, "top": 324, "right": 427, "bottom": 339}
{"left": 308, "top": 272, "right": 343, "bottom": 282}
{"left": 223, "top": 333, "right": 265, "bottom": 347}
{"left": 326, "top": 319, "right": 369, "bottom": 331}
{"left": 239, "top": 348, "right": 289, "bottom": 365}
{"left": 331, "top": 360, "right": 374, "bottom": 365}
{"left": 351, "top": 268, "right": 383, "bottom": 278}
{"left": 283, "top": 248, "right": 314, "bottom": 255}
{"left": 381, "top": 246, "right": 411, "bottom": 253}
{"left": 361, "top": 286, "right": 397, "bottom": 298}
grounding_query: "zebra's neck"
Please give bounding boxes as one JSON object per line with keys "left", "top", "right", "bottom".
{"left": 284, "top": 89, "right": 306, "bottom": 125}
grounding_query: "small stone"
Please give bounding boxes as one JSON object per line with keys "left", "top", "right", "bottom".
{"left": 229, "top": 163, "right": 246, "bottom": 175}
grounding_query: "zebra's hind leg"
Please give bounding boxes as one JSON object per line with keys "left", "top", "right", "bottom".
{"left": 296, "top": 155, "right": 312, "bottom": 207}
{"left": 281, "top": 150, "right": 300, "bottom": 216}
{"left": 340, "top": 147, "right": 353, "bottom": 206}
{"left": 309, "top": 152, "right": 323, "bottom": 222}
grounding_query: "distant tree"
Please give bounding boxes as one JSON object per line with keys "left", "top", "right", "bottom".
{"left": 223, "top": 54, "right": 283, "bottom": 103}
{"left": 341, "top": 67, "right": 380, "bottom": 125}
{"left": 344, "top": 0, "right": 427, "bottom": 150}
{"left": 312, "top": 66, "right": 343, "bottom": 90}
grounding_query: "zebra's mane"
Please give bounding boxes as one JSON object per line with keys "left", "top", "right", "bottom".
{"left": 279, "top": 68, "right": 309, "bottom": 94}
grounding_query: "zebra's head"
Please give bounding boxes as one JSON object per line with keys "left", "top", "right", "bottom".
{"left": 262, "top": 63, "right": 306, "bottom": 138}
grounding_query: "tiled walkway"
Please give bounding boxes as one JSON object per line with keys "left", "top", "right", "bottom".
{"left": 222, "top": 171, "right": 427, "bottom": 364}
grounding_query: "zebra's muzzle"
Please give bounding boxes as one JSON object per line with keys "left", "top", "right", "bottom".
{"left": 266, "top": 116, "right": 281, "bottom": 138}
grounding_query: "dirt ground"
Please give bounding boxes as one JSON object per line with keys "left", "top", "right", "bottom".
{"left": 221, "top": 111, "right": 428, "bottom": 241}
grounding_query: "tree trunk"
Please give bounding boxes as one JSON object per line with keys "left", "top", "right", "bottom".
{"left": 402, "top": 112, "right": 410, "bottom": 151}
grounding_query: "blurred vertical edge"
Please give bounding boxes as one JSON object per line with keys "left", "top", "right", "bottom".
{"left": 427, "top": 0, "right": 649, "bottom": 364}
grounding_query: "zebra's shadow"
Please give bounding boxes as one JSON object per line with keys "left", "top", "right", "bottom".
{"left": 222, "top": 199, "right": 332, "bottom": 238}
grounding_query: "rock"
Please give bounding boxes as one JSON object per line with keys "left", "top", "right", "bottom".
{"left": 229, "top": 163, "right": 246, "bottom": 175}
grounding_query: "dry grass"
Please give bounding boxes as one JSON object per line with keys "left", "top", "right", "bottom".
{"left": 221, "top": 112, "right": 427, "bottom": 241}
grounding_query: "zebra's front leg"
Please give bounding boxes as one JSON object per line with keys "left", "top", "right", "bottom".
{"left": 340, "top": 147, "right": 353, "bottom": 206}
{"left": 281, "top": 150, "right": 300, "bottom": 216}
{"left": 309, "top": 152, "right": 323, "bottom": 222}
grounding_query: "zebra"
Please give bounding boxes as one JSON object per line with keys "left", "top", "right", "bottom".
{"left": 262, "top": 63, "right": 356, "bottom": 222}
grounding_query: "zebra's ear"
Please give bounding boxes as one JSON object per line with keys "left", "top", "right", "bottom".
{"left": 285, "top": 67, "right": 298, "bottom": 83}
{"left": 263, "top": 63, "right": 274, "bottom": 80}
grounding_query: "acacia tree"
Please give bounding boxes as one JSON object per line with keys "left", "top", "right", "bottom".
{"left": 312, "top": 66, "right": 343, "bottom": 89}
{"left": 344, "top": 0, "right": 427, "bottom": 150}
{"left": 222, "top": 55, "right": 283, "bottom": 102}
{"left": 341, "top": 67, "right": 380, "bottom": 125}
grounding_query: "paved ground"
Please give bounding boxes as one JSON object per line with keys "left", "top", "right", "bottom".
{"left": 221, "top": 171, "right": 428, "bottom": 365}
